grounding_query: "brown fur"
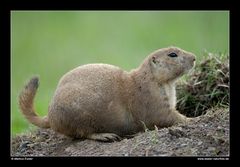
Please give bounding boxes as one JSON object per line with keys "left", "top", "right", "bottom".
{"left": 19, "top": 76, "right": 50, "bottom": 128}
{"left": 18, "top": 46, "right": 196, "bottom": 141}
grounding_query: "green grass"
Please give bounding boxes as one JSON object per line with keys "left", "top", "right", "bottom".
{"left": 176, "top": 52, "right": 229, "bottom": 117}
{"left": 11, "top": 11, "right": 229, "bottom": 136}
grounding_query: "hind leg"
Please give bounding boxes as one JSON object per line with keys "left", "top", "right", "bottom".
{"left": 87, "top": 133, "right": 122, "bottom": 142}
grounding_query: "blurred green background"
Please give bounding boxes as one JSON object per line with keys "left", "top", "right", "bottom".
{"left": 11, "top": 11, "right": 229, "bottom": 136}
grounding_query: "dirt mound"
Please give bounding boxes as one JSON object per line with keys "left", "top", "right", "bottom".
{"left": 11, "top": 107, "right": 229, "bottom": 157}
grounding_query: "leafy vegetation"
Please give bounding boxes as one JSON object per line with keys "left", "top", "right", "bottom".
{"left": 177, "top": 53, "right": 229, "bottom": 117}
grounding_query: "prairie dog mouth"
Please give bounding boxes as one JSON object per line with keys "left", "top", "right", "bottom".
{"left": 187, "top": 62, "right": 195, "bottom": 74}
{"left": 183, "top": 61, "right": 195, "bottom": 75}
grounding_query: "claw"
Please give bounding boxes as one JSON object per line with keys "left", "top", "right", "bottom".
{"left": 87, "top": 133, "right": 122, "bottom": 142}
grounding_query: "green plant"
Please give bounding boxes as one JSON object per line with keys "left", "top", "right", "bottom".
{"left": 176, "top": 52, "right": 229, "bottom": 117}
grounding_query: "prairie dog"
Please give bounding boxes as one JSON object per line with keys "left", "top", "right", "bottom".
{"left": 19, "top": 47, "right": 196, "bottom": 141}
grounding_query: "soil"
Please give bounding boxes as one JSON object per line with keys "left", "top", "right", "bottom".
{"left": 11, "top": 107, "right": 229, "bottom": 157}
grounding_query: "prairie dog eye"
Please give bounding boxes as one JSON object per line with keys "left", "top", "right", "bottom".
{"left": 168, "top": 52, "right": 178, "bottom": 58}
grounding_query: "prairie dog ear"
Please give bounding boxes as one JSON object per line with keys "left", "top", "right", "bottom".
{"left": 150, "top": 55, "right": 158, "bottom": 68}
{"left": 152, "top": 55, "right": 157, "bottom": 64}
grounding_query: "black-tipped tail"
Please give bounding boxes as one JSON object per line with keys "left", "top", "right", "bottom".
{"left": 18, "top": 76, "right": 50, "bottom": 128}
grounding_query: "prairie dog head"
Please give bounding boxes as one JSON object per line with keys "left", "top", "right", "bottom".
{"left": 149, "top": 47, "right": 196, "bottom": 83}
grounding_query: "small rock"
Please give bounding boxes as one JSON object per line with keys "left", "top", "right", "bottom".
{"left": 27, "top": 143, "right": 35, "bottom": 148}
{"left": 214, "top": 137, "right": 226, "bottom": 145}
{"left": 170, "top": 152, "right": 178, "bottom": 156}
{"left": 158, "top": 154, "right": 170, "bottom": 156}
{"left": 207, "top": 147, "right": 216, "bottom": 153}
{"left": 180, "top": 143, "right": 187, "bottom": 147}
{"left": 168, "top": 127, "right": 186, "bottom": 138}
{"left": 188, "top": 148, "right": 198, "bottom": 155}
{"left": 19, "top": 141, "right": 30, "bottom": 149}
{"left": 19, "top": 148, "right": 26, "bottom": 153}
{"left": 65, "top": 147, "right": 72, "bottom": 152}
{"left": 216, "top": 126, "right": 225, "bottom": 133}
